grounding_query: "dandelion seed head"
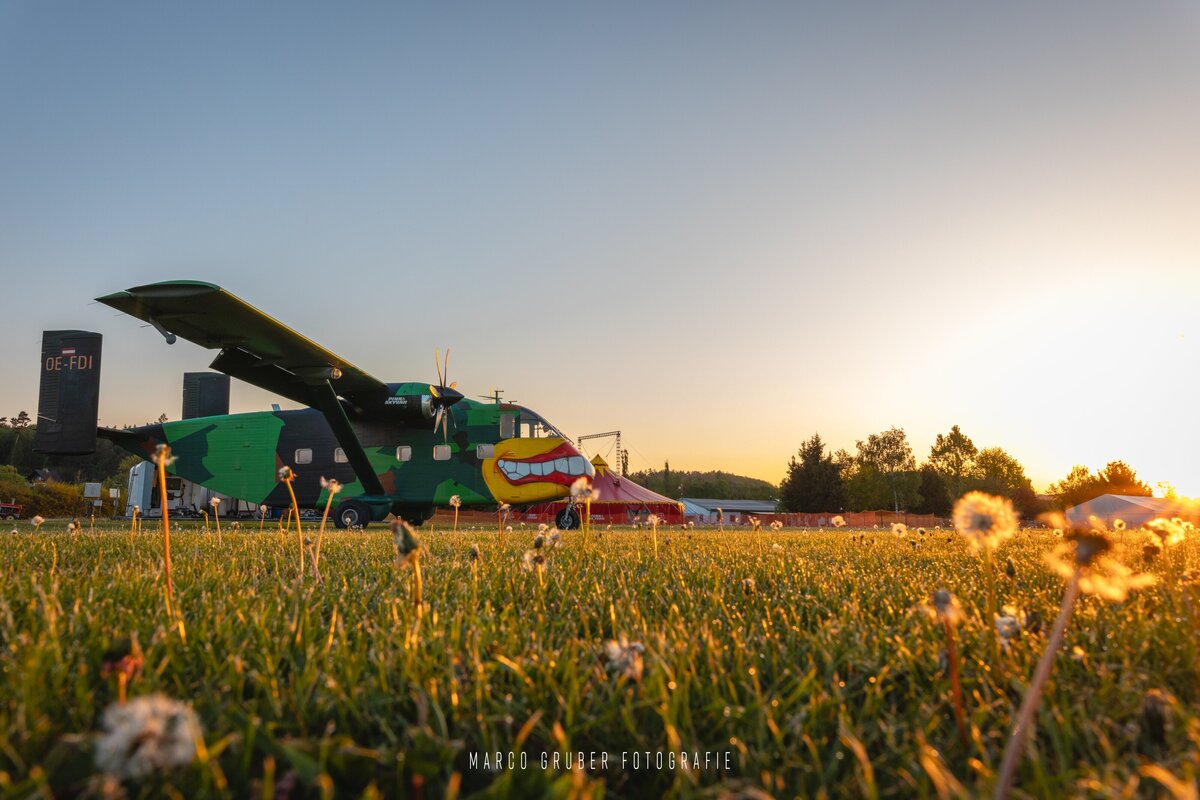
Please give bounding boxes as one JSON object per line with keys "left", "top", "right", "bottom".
{"left": 1146, "top": 518, "right": 1186, "bottom": 547}
{"left": 151, "top": 444, "right": 177, "bottom": 467}
{"left": 449, "top": 494, "right": 461, "bottom": 508}
{"left": 94, "top": 694, "right": 201, "bottom": 780}
{"left": 930, "top": 588, "right": 963, "bottom": 625}
{"left": 521, "top": 549, "right": 547, "bottom": 573}
{"left": 1046, "top": 531, "right": 1155, "bottom": 602}
{"left": 953, "top": 492, "right": 1017, "bottom": 552}
{"left": 392, "top": 520, "right": 421, "bottom": 565}
{"left": 602, "top": 636, "right": 645, "bottom": 681}
{"left": 570, "top": 476, "right": 600, "bottom": 501}
{"left": 278, "top": 466, "right": 294, "bottom": 481}
{"left": 995, "top": 614, "right": 1021, "bottom": 645}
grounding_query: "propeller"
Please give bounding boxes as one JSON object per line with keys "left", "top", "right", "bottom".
{"left": 430, "top": 348, "right": 464, "bottom": 442}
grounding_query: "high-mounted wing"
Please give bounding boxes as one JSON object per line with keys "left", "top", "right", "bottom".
{"left": 98, "top": 280, "right": 387, "bottom": 496}
{"left": 96, "top": 281, "right": 387, "bottom": 407}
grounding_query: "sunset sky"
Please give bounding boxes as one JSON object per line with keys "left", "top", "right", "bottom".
{"left": 1, "top": 3, "right": 1197, "bottom": 495}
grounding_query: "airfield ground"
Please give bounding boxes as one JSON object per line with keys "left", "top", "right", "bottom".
{"left": 1, "top": 521, "right": 1197, "bottom": 798}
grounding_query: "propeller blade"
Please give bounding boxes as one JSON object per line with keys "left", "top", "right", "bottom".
{"left": 434, "top": 349, "right": 443, "bottom": 386}
{"left": 433, "top": 407, "right": 444, "bottom": 438}
{"left": 443, "top": 348, "right": 450, "bottom": 389}
{"left": 449, "top": 381, "right": 458, "bottom": 390}
{"left": 430, "top": 384, "right": 440, "bottom": 399}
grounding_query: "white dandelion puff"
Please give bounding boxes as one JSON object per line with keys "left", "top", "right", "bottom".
{"left": 94, "top": 694, "right": 201, "bottom": 780}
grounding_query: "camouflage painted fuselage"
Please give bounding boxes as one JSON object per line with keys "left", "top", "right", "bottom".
{"left": 103, "top": 396, "right": 591, "bottom": 513}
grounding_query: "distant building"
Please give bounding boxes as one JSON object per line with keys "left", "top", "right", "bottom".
{"left": 680, "top": 497, "right": 778, "bottom": 524}
{"left": 26, "top": 468, "right": 60, "bottom": 483}
{"left": 1064, "top": 494, "right": 1198, "bottom": 529}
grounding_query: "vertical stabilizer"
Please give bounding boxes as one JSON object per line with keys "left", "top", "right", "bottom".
{"left": 34, "top": 330, "right": 102, "bottom": 455}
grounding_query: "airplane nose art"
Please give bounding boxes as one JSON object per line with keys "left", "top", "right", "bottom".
{"left": 482, "top": 438, "right": 593, "bottom": 504}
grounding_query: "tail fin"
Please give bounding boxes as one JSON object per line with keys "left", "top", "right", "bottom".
{"left": 34, "top": 330, "right": 103, "bottom": 455}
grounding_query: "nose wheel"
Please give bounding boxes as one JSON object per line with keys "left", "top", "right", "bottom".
{"left": 555, "top": 504, "right": 581, "bottom": 530}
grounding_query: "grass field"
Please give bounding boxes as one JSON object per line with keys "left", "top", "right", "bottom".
{"left": 1, "top": 519, "right": 1197, "bottom": 798}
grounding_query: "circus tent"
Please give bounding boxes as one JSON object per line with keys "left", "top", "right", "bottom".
{"left": 524, "top": 454, "right": 686, "bottom": 526}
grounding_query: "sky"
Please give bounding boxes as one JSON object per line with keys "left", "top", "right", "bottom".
{"left": 1, "top": 2, "right": 1198, "bottom": 495}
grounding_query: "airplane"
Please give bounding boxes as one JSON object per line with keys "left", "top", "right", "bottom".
{"left": 35, "top": 280, "right": 594, "bottom": 528}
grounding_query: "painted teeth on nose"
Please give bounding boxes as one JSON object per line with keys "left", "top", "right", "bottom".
{"left": 531, "top": 462, "right": 546, "bottom": 476}
{"left": 515, "top": 462, "right": 531, "bottom": 477}
{"left": 568, "top": 456, "right": 586, "bottom": 474}
{"left": 554, "top": 458, "right": 569, "bottom": 474}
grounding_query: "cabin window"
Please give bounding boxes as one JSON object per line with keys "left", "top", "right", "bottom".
{"left": 433, "top": 444, "right": 452, "bottom": 461}
{"left": 334, "top": 448, "right": 348, "bottom": 464}
{"left": 396, "top": 445, "right": 412, "bottom": 462}
{"left": 476, "top": 444, "right": 495, "bottom": 459}
{"left": 499, "top": 413, "right": 515, "bottom": 439}
{"left": 295, "top": 448, "right": 312, "bottom": 465}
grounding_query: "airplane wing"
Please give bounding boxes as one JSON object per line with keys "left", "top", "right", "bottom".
{"left": 96, "top": 280, "right": 388, "bottom": 407}
{"left": 98, "top": 280, "right": 388, "bottom": 496}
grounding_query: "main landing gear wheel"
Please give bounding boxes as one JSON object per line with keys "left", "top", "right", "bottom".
{"left": 556, "top": 506, "right": 581, "bottom": 530}
{"left": 397, "top": 506, "right": 435, "bottom": 527}
{"left": 334, "top": 499, "right": 371, "bottom": 529}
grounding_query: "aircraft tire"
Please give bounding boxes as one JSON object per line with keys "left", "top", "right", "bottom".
{"left": 556, "top": 507, "right": 581, "bottom": 530}
{"left": 397, "top": 505, "right": 435, "bottom": 527}
{"left": 334, "top": 500, "right": 371, "bottom": 530}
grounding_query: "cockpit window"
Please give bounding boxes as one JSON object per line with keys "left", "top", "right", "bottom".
{"left": 499, "top": 412, "right": 515, "bottom": 440}
{"left": 517, "top": 406, "right": 566, "bottom": 439}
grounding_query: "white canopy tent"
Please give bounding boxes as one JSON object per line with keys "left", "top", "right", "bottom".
{"left": 1064, "top": 494, "right": 1197, "bottom": 529}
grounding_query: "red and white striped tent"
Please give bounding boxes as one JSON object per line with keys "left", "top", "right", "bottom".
{"left": 524, "top": 454, "right": 686, "bottom": 525}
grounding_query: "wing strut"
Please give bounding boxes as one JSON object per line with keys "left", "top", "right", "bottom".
{"left": 310, "top": 381, "right": 386, "bottom": 497}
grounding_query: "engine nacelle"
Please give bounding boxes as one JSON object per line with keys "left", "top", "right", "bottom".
{"left": 381, "top": 392, "right": 437, "bottom": 423}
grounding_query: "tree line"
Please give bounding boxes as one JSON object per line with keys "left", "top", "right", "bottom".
{"left": 780, "top": 426, "right": 1153, "bottom": 517}
{"left": 627, "top": 462, "right": 778, "bottom": 501}
{"left": 0, "top": 415, "right": 139, "bottom": 486}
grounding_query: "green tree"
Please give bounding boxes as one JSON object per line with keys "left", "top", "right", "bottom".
{"left": 845, "top": 426, "right": 919, "bottom": 512}
{"left": 10, "top": 411, "right": 31, "bottom": 430}
{"left": 1047, "top": 460, "right": 1152, "bottom": 509}
{"left": 975, "top": 446, "right": 1040, "bottom": 516}
{"left": 1048, "top": 465, "right": 1097, "bottom": 509}
{"left": 912, "top": 465, "right": 950, "bottom": 516}
{"left": 780, "top": 433, "right": 845, "bottom": 512}
{"left": 1095, "top": 460, "right": 1153, "bottom": 497}
{"left": 927, "top": 425, "right": 978, "bottom": 506}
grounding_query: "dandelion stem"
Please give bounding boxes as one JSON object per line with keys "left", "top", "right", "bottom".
{"left": 315, "top": 493, "right": 334, "bottom": 574}
{"left": 993, "top": 570, "right": 1080, "bottom": 800}
{"left": 413, "top": 557, "right": 423, "bottom": 614}
{"left": 156, "top": 448, "right": 174, "bottom": 609}
{"left": 284, "top": 478, "right": 304, "bottom": 580}
{"left": 984, "top": 550, "right": 1002, "bottom": 673}
{"left": 943, "top": 619, "right": 968, "bottom": 745}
